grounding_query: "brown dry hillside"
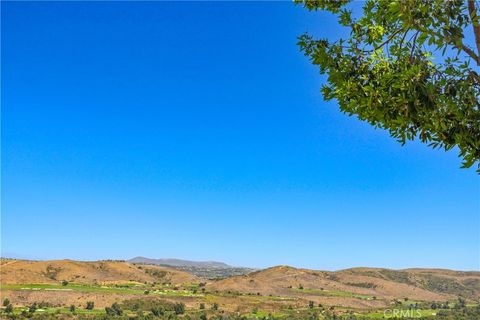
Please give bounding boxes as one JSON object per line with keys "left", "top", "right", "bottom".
{"left": 208, "top": 266, "right": 480, "bottom": 302}
{"left": 0, "top": 259, "right": 200, "bottom": 285}
{"left": 337, "top": 267, "right": 480, "bottom": 299}
{"left": 2, "top": 259, "right": 480, "bottom": 310}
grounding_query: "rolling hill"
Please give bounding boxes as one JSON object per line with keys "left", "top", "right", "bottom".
{"left": 0, "top": 259, "right": 199, "bottom": 285}
{"left": 1, "top": 259, "right": 479, "bottom": 311}
{"left": 208, "top": 265, "right": 480, "bottom": 304}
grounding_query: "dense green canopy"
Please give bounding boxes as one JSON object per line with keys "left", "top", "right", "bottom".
{"left": 297, "top": 0, "right": 480, "bottom": 172}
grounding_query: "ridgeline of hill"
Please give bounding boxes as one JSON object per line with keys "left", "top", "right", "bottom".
{"left": 128, "top": 257, "right": 232, "bottom": 269}
{"left": 1, "top": 258, "right": 479, "bottom": 312}
{"left": 0, "top": 259, "right": 200, "bottom": 285}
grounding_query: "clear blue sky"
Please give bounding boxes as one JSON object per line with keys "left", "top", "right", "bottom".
{"left": 2, "top": 1, "right": 479, "bottom": 271}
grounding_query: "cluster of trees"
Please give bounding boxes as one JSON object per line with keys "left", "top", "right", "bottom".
{"left": 2, "top": 299, "right": 96, "bottom": 316}
{"left": 2, "top": 300, "right": 56, "bottom": 316}
{"left": 430, "top": 304, "right": 480, "bottom": 320}
{"left": 68, "top": 301, "right": 95, "bottom": 313}
{"left": 110, "top": 299, "right": 185, "bottom": 317}
{"left": 3, "top": 296, "right": 480, "bottom": 320}
{"left": 3, "top": 305, "right": 480, "bottom": 320}
{"left": 144, "top": 269, "right": 167, "bottom": 279}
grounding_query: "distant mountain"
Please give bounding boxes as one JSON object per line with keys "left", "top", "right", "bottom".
{"left": 127, "top": 257, "right": 255, "bottom": 279}
{"left": 128, "top": 257, "right": 232, "bottom": 269}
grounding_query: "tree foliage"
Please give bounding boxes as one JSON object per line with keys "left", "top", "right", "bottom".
{"left": 297, "top": 0, "right": 480, "bottom": 172}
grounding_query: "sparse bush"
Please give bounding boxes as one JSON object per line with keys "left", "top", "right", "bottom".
{"left": 69, "top": 305, "right": 76, "bottom": 312}
{"left": 455, "top": 297, "right": 466, "bottom": 309}
{"left": 174, "top": 302, "right": 185, "bottom": 315}
{"left": 145, "top": 269, "right": 167, "bottom": 278}
{"left": 28, "top": 303, "right": 37, "bottom": 313}
{"left": 105, "top": 306, "right": 115, "bottom": 316}
{"left": 45, "top": 265, "right": 61, "bottom": 280}
{"left": 61, "top": 280, "right": 69, "bottom": 286}
{"left": 199, "top": 303, "right": 205, "bottom": 310}
{"left": 111, "top": 302, "right": 122, "bottom": 315}
{"left": 5, "top": 304, "right": 13, "bottom": 314}
{"left": 346, "top": 282, "right": 377, "bottom": 289}
{"left": 105, "top": 302, "right": 122, "bottom": 316}
{"left": 86, "top": 301, "right": 94, "bottom": 310}
{"left": 151, "top": 306, "right": 165, "bottom": 317}
{"left": 3, "top": 299, "right": 10, "bottom": 307}
{"left": 36, "top": 302, "right": 52, "bottom": 309}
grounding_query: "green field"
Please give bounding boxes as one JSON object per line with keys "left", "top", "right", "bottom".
{"left": 2, "top": 283, "right": 479, "bottom": 320}
{"left": 290, "top": 288, "right": 374, "bottom": 300}
{"left": 5, "top": 307, "right": 104, "bottom": 317}
{"left": 1, "top": 283, "right": 203, "bottom": 297}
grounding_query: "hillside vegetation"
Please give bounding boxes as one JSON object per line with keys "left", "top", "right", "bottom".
{"left": 1, "top": 259, "right": 479, "bottom": 319}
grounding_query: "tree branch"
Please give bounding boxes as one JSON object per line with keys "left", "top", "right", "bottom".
{"left": 457, "top": 42, "right": 480, "bottom": 65}
{"left": 419, "top": 22, "right": 480, "bottom": 65}
{"left": 409, "top": 31, "right": 420, "bottom": 62}
{"left": 398, "top": 28, "right": 410, "bottom": 51}
{"left": 372, "top": 28, "right": 404, "bottom": 52}
{"left": 468, "top": 0, "right": 480, "bottom": 65}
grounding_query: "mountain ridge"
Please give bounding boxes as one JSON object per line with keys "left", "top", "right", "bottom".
{"left": 127, "top": 256, "right": 233, "bottom": 268}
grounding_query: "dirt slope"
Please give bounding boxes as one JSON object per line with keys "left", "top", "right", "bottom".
{"left": 0, "top": 259, "right": 200, "bottom": 285}
{"left": 208, "top": 266, "right": 480, "bottom": 302}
